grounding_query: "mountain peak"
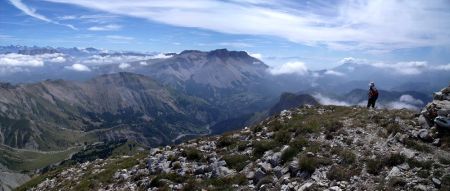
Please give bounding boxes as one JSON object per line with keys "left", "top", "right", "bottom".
{"left": 207, "top": 48, "right": 249, "bottom": 59}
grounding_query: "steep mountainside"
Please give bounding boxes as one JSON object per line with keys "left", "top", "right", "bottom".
{"left": 269, "top": 93, "right": 319, "bottom": 115}
{"left": 135, "top": 49, "right": 275, "bottom": 119}
{"left": 19, "top": 87, "right": 450, "bottom": 191}
{"left": 0, "top": 72, "right": 216, "bottom": 151}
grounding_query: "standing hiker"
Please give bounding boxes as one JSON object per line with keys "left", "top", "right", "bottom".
{"left": 367, "top": 82, "right": 378, "bottom": 108}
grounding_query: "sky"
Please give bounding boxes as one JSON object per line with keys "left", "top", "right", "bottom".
{"left": 1, "top": 0, "right": 450, "bottom": 70}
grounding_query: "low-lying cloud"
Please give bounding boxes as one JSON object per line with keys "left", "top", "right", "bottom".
{"left": 312, "top": 93, "right": 350, "bottom": 106}
{"left": 268, "top": 61, "right": 308, "bottom": 75}
{"left": 82, "top": 53, "right": 170, "bottom": 65}
{"left": 0, "top": 53, "right": 66, "bottom": 67}
{"left": 65, "top": 63, "right": 91, "bottom": 72}
{"left": 340, "top": 57, "right": 450, "bottom": 75}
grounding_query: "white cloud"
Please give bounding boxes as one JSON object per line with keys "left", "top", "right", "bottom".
{"left": 150, "top": 53, "right": 172, "bottom": 59}
{"left": 249, "top": 53, "right": 262, "bottom": 60}
{"left": 312, "top": 93, "right": 350, "bottom": 106}
{"left": 399, "top": 94, "right": 424, "bottom": 105}
{"left": 373, "top": 61, "right": 428, "bottom": 75}
{"left": 58, "top": 14, "right": 118, "bottom": 24}
{"left": 106, "top": 35, "right": 134, "bottom": 40}
{"left": 118, "top": 63, "right": 130, "bottom": 69}
{"left": 139, "top": 61, "right": 148, "bottom": 66}
{"left": 339, "top": 57, "right": 430, "bottom": 75}
{"left": 269, "top": 61, "right": 308, "bottom": 75}
{"left": 386, "top": 102, "right": 420, "bottom": 111}
{"left": 65, "top": 63, "right": 91, "bottom": 72}
{"left": 82, "top": 54, "right": 158, "bottom": 65}
{"left": 433, "top": 63, "right": 450, "bottom": 71}
{"left": 88, "top": 24, "right": 122, "bottom": 31}
{"left": 0, "top": 53, "right": 66, "bottom": 67}
{"left": 9, "top": 0, "right": 77, "bottom": 30}
{"left": 42, "top": 0, "right": 450, "bottom": 52}
{"left": 324, "top": 70, "right": 345, "bottom": 76}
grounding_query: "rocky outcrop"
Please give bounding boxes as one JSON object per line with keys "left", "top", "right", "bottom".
{"left": 24, "top": 100, "right": 450, "bottom": 190}
{"left": 418, "top": 85, "right": 450, "bottom": 146}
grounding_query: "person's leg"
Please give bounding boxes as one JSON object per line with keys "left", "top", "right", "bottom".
{"left": 372, "top": 99, "right": 377, "bottom": 108}
{"left": 367, "top": 99, "right": 371, "bottom": 108}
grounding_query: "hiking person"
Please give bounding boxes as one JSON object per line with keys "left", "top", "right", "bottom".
{"left": 367, "top": 82, "right": 378, "bottom": 108}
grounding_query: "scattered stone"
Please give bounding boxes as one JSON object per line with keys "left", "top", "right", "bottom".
{"left": 298, "top": 182, "right": 313, "bottom": 191}
{"left": 385, "top": 167, "right": 401, "bottom": 180}
{"left": 417, "top": 129, "right": 433, "bottom": 142}
{"left": 432, "top": 177, "right": 441, "bottom": 188}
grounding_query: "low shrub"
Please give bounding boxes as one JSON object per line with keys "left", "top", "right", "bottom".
{"left": 404, "top": 139, "right": 431, "bottom": 152}
{"left": 289, "top": 136, "right": 308, "bottom": 150}
{"left": 366, "top": 158, "right": 384, "bottom": 175}
{"left": 217, "top": 136, "right": 236, "bottom": 148}
{"left": 253, "top": 140, "right": 278, "bottom": 157}
{"left": 327, "top": 165, "right": 355, "bottom": 181}
{"left": 274, "top": 130, "right": 291, "bottom": 145}
{"left": 281, "top": 147, "right": 299, "bottom": 164}
{"left": 406, "top": 159, "right": 432, "bottom": 170}
{"left": 334, "top": 148, "right": 356, "bottom": 166}
{"left": 182, "top": 148, "right": 202, "bottom": 161}
{"left": 223, "top": 154, "right": 248, "bottom": 171}
{"left": 298, "top": 155, "right": 331, "bottom": 174}
{"left": 384, "top": 153, "right": 405, "bottom": 167}
{"left": 324, "top": 120, "right": 343, "bottom": 133}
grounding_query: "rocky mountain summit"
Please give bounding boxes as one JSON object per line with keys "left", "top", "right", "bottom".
{"left": 19, "top": 86, "right": 450, "bottom": 191}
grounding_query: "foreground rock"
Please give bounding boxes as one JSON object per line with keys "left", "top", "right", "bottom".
{"left": 19, "top": 90, "right": 450, "bottom": 191}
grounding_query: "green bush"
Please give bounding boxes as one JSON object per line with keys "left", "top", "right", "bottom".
{"left": 366, "top": 158, "right": 384, "bottom": 175}
{"left": 281, "top": 147, "right": 299, "bottom": 164}
{"left": 289, "top": 136, "right": 308, "bottom": 150}
{"left": 324, "top": 120, "right": 343, "bottom": 133}
{"left": 327, "top": 165, "right": 353, "bottom": 181}
{"left": 298, "top": 155, "right": 331, "bottom": 174}
{"left": 223, "top": 154, "right": 248, "bottom": 171}
{"left": 333, "top": 148, "right": 356, "bottom": 166}
{"left": 269, "top": 120, "right": 285, "bottom": 132}
{"left": 253, "top": 140, "right": 278, "bottom": 157}
{"left": 150, "top": 173, "right": 187, "bottom": 188}
{"left": 274, "top": 130, "right": 291, "bottom": 145}
{"left": 384, "top": 153, "right": 405, "bottom": 167}
{"left": 203, "top": 174, "right": 247, "bottom": 189}
{"left": 385, "top": 123, "right": 401, "bottom": 135}
{"left": 295, "top": 119, "right": 320, "bottom": 135}
{"left": 182, "top": 148, "right": 202, "bottom": 161}
{"left": 406, "top": 159, "right": 432, "bottom": 170}
{"left": 217, "top": 136, "right": 236, "bottom": 148}
{"left": 404, "top": 139, "right": 431, "bottom": 152}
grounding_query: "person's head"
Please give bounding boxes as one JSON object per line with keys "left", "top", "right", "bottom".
{"left": 369, "top": 82, "right": 375, "bottom": 88}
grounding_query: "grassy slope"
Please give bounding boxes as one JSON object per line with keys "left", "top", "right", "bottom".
{"left": 0, "top": 145, "right": 81, "bottom": 172}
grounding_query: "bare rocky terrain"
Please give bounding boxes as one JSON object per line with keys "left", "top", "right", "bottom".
{"left": 17, "top": 86, "right": 450, "bottom": 191}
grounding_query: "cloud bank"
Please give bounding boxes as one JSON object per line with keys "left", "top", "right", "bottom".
{"left": 268, "top": 61, "right": 308, "bottom": 75}
{"left": 0, "top": 53, "right": 66, "bottom": 67}
{"left": 340, "top": 57, "right": 450, "bottom": 75}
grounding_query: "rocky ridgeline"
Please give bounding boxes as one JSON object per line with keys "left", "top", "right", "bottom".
{"left": 22, "top": 92, "right": 450, "bottom": 191}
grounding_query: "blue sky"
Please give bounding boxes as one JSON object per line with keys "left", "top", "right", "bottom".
{"left": 1, "top": 0, "right": 450, "bottom": 70}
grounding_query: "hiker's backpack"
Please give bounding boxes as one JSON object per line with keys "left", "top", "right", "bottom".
{"left": 371, "top": 87, "right": 378, "bottom": 98}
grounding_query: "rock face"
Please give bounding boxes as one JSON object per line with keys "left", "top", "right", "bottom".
{"left": 23, "top": 94, "right": 450, "bottom": 191}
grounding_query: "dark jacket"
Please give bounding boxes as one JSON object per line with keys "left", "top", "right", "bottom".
{"left": 368, "top": 87, "right": 378, "bottom": 99}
